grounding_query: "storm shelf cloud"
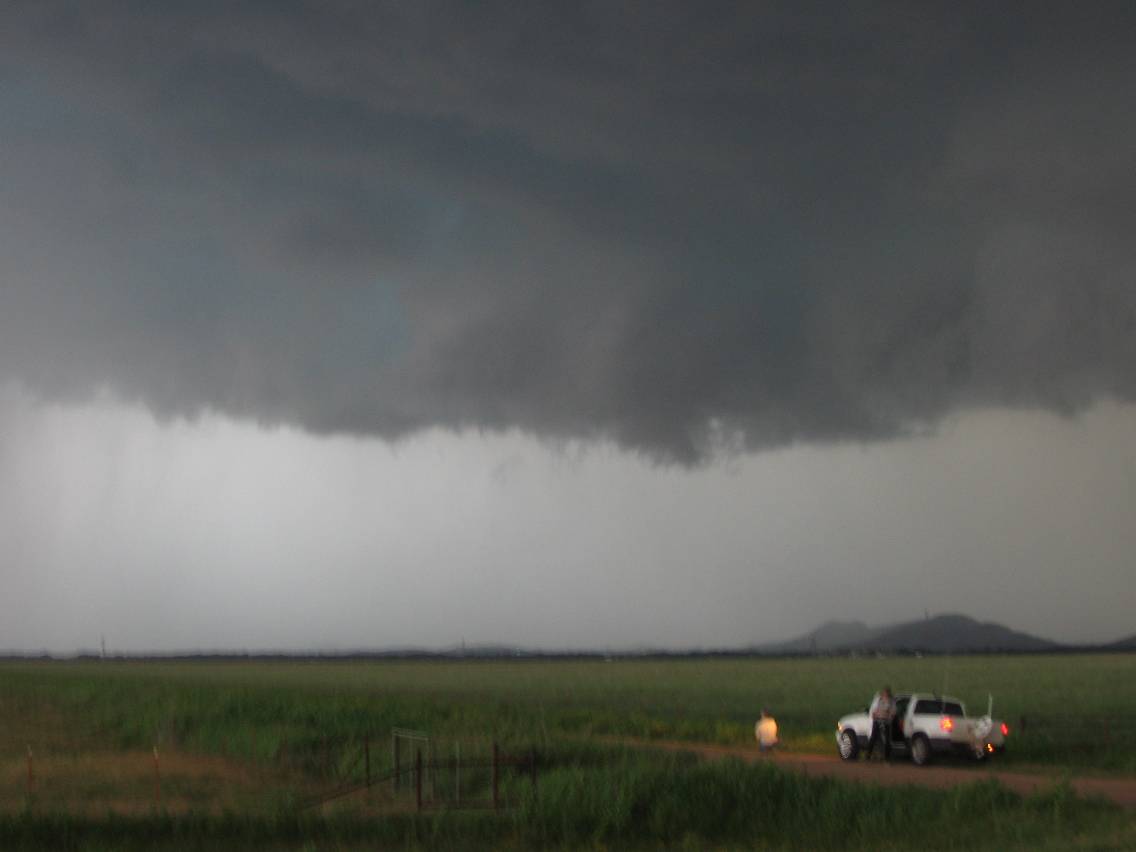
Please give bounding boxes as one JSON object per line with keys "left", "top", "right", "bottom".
{"left": 1, "top": 1, "right": 1133, "bottom": 460}
{"left": 2, "top": 3, "right": 1135, "bottom": 652}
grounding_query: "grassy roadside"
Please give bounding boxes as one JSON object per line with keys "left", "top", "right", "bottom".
{"left": 0, "top": 753, "right": 1131, "bottom": 851}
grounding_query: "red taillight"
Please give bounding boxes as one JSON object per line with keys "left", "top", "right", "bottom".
{"left": 940, "top": 716, "right": 954, "bottom": 732}
{"left": 1000, "top": 722, "right": 1009, "bottom": 736}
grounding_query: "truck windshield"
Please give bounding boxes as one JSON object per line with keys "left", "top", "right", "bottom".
{"left": 913, "top": 699, "right": 965, "bottom": 716}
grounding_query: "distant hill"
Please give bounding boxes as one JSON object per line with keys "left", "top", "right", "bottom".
{"left": 764, "top": 619, "right": 885, "bottom": 653}
{"left": 763, "top": 614, "right": 1059, "bottom": 654}
{"left": 1102, "top": 634, "right": 1136, "bottom": 651}
{"left": 868, "top": 615, "right": 1058, "bottom": 653}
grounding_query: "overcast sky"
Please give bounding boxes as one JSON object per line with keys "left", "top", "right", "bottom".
{"left": 1, "top": 2, "right": 1133, "bottom": 651}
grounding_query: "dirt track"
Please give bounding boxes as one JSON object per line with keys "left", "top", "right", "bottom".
{"left": 620, "top": 739, "right": 1136, "bottom": 809}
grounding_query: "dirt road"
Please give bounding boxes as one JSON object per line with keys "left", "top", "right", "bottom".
{"left": 619, "top": 739, "right": 1136, "bottom": 809}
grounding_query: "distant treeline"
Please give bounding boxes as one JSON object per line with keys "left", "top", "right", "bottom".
{"left": 1, "top": 644, "right": 1133, "bottom": 663}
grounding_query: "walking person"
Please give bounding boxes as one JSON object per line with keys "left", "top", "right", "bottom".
{"left": 866, "top": 686, "right": 895, "bottom": 761}
{"left": 755, "top": 708, "right": 779, "bottom": 752}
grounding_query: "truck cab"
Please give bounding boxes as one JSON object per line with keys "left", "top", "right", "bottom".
{"left": 837, "top": 692, "right": 1008, "bottom": 765}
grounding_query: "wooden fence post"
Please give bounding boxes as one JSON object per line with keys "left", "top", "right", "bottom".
{"left": 364, "top": 735, "right": 371, "bottom": 788}
{"left": 153, "top": 746, "right": 161, "bottom": 807}
{"left": 415, "top": 749, "right": 423, "bottom": 812}
{"left": 26, "top": 746, "right": 34, "bottom": 796}
{"left": 393, "top": 736, "right": 400, "bottom": 792}
{"left": 455, "top": 741, "right": 461, "bottom": 806}
{"left": 491, "top": 742, "right": 499, "bottom": 811}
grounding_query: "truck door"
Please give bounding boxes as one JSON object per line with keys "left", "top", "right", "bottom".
{"left": 892, "top": 696, "right": 910, "bottom": 743}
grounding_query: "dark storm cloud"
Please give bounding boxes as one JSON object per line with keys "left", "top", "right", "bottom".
{"left": 2, "top": 2, "right": 1134, "bottom": 459}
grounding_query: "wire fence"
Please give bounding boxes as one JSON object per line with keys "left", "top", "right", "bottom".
{"left": 8, "top": 733, "right": 539, "bottom": 815}
{"left": 299, "top": 740, "right": 538, "bottom": 812}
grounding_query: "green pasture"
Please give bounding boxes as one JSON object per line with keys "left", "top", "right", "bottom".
{"left": 0, "top": 654, "right": 1133, "bottom": 849}
{"left": 2, "top": 653, "right": 1132, "bottom": 770}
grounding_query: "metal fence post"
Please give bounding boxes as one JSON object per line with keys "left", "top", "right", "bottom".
{"left": 415, "top": 749, "right": 423, "bottom": 812}
{"left": 393, "top": 736, "right": 400, "bottom": 792}
{"left": 153, "top": 746, "right": 161, "bottom": 807}
{"left": 491, "top": 742, "right": 499, "bottom": 811}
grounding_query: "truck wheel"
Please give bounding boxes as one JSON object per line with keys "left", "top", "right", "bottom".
{"left": 838, "top": 729, "right": 859, "bottom": 761}
{"left": 910, "top": 734, "right": 931, "bottom": 766}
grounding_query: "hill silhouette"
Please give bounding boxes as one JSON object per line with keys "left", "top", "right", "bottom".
{"left": 766, "top": 619, "right": 883, "bottom": 653}
{"left": 764, "top": 614, "right": 1059, "bottom": 654}
{"left": 1103, "top": 634, "right": 1136, "bottom": 651}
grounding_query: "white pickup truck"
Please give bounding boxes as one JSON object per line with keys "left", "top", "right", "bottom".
{"left": 836, "top": 693, "right": 1009, "bottom": 765}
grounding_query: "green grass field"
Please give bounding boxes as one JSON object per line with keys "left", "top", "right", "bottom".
{"left": 1, "top": 654, "right": 1133, "bottom": 849}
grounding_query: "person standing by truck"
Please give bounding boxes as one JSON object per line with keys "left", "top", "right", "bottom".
{"left": 866, "top": 686, "right": 895, "bottom": 761}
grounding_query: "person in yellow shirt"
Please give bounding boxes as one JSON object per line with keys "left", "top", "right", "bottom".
{"left": 755, "top": 708, "right": 778, "bottom": 751}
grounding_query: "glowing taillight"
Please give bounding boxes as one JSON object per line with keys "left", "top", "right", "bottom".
{"left": 940, "top": 716, "right": 954, "bottom": 732}
{"left": 1000, "top": 722, "right": 1009, "bottom": 736}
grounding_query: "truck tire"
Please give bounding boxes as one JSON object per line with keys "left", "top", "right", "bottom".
{"left": 910, "top": 734, "right": 932, "bottom": 766}
{"left": 838, "top": 729, "right": 859, "bottom": 761}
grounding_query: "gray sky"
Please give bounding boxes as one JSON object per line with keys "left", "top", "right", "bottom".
{"left": 1, "top": 2, "right": 1133, "bottom": 650}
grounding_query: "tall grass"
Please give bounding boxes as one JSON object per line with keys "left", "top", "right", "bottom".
{"left": 518, "top": 751, "right": 1129, "bottom": 850}
{"left": 0, "top": 754, "right": 1128, "bottom": 851}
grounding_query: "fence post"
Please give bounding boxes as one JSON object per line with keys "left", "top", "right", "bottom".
{"left": 415, "top": 749, "right": 423, "bottom": 812}
{"left": 455, "top": 741, "right": 461, "bottom": 806}
{"left": 364, "top": 735, "right": 371, "bottom": 788}
{"left": 26, "top": 745, "right": 34, "bottom": 796}
{"left": 491, "top": 742, "right": 499, "bottom": 811}
{"left": 393, "top": 736, "right": 400, "bottom": 792}
{"left": 153, "top": 746, "right": 161, "bottom": 807}
{"left": 530, "top": 748, "right": 537, "bottom": 793}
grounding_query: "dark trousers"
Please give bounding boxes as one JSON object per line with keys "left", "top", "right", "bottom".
{"left": 867, "top": 719, "right": 891, "bottom": 760}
